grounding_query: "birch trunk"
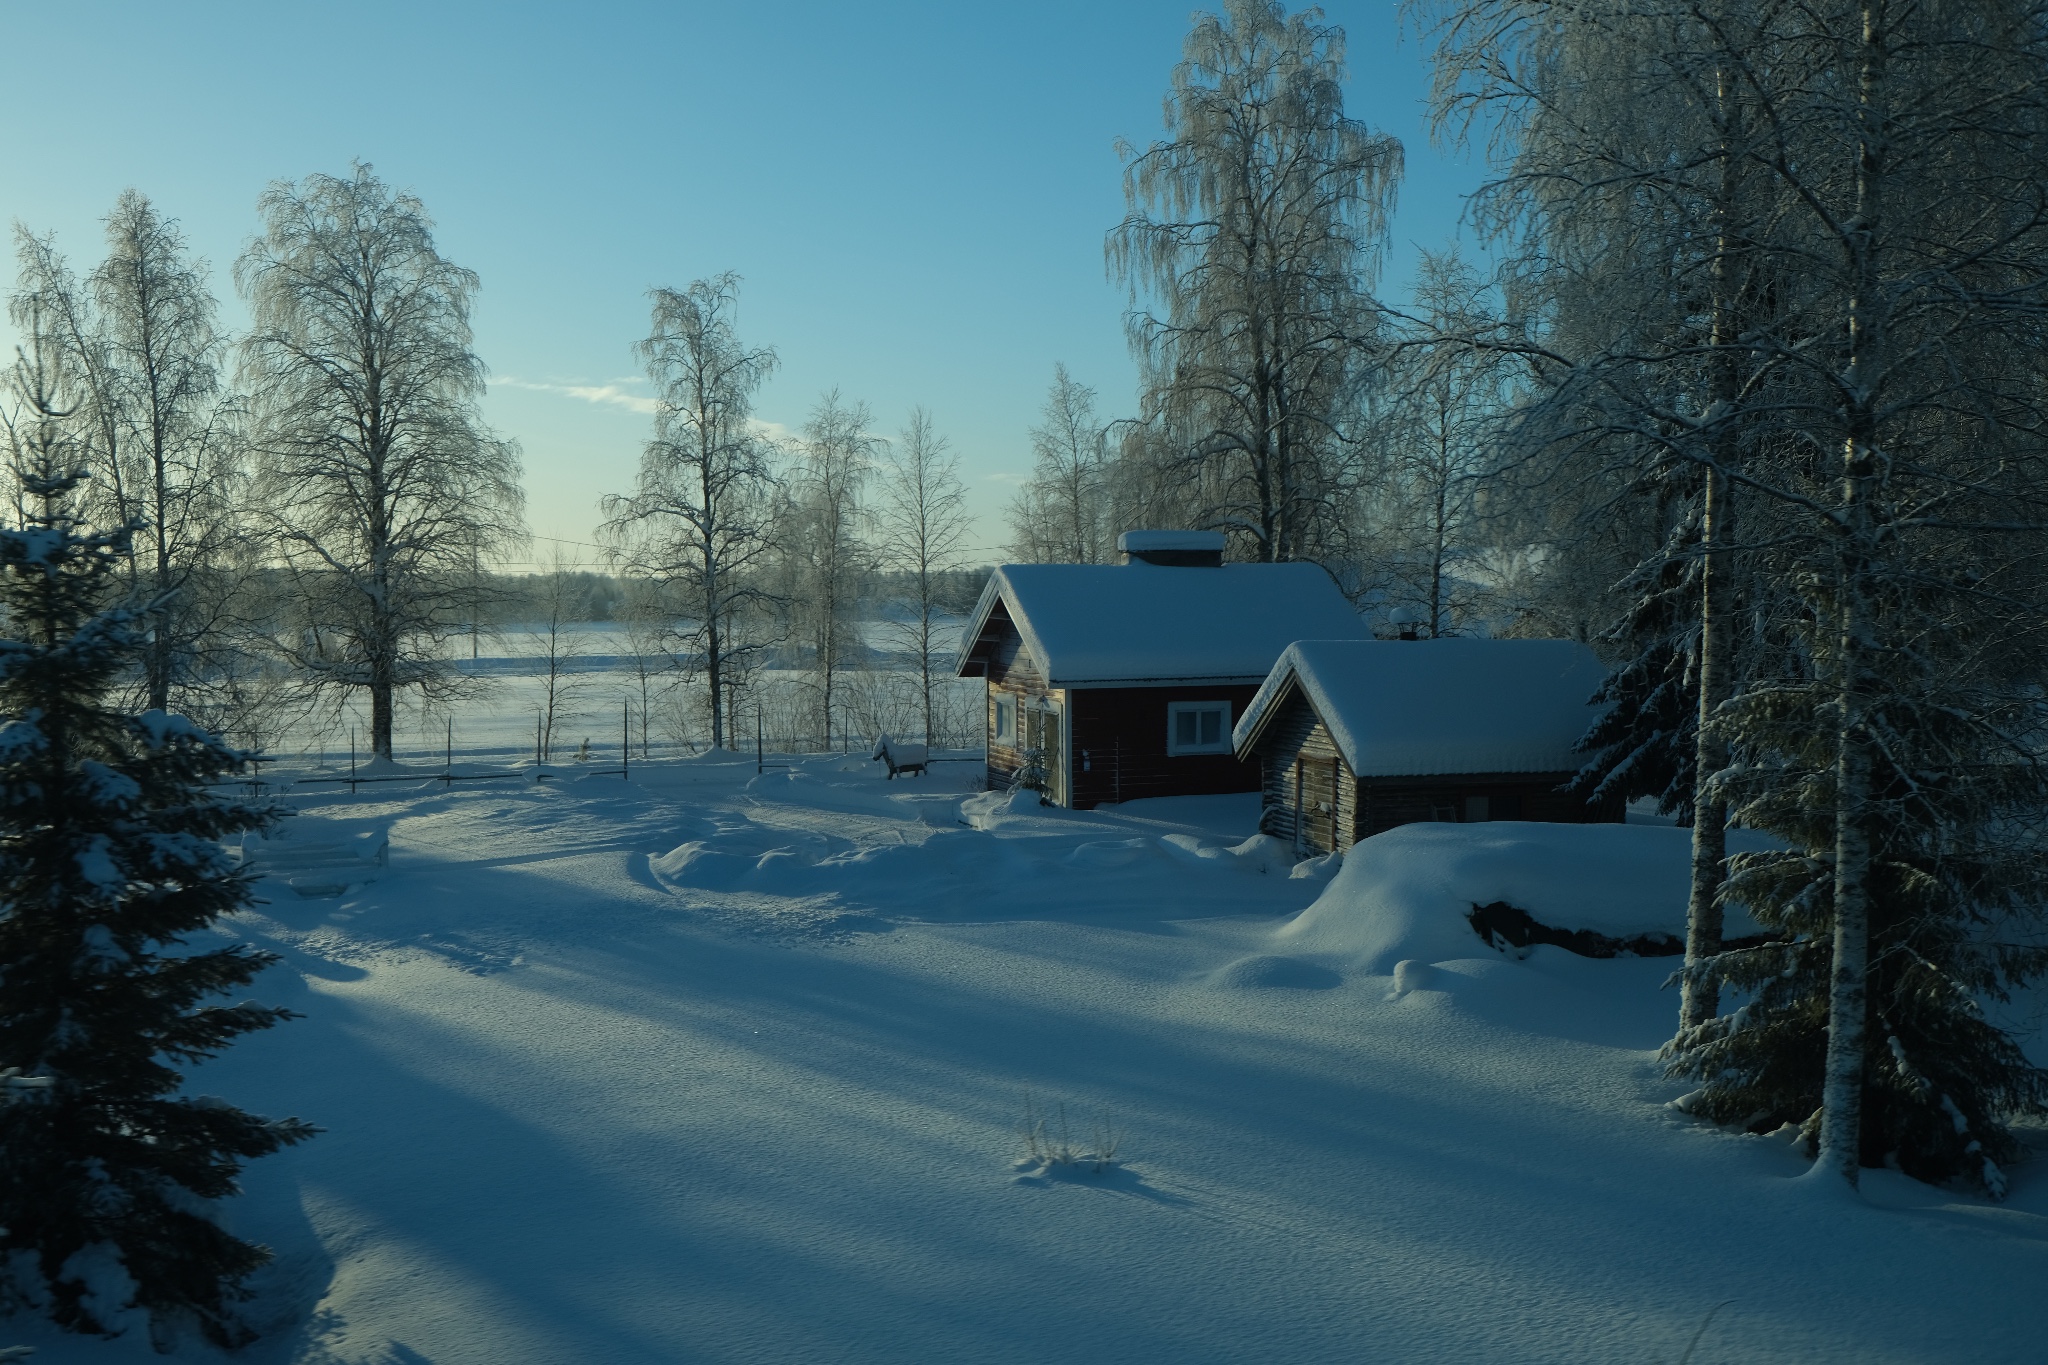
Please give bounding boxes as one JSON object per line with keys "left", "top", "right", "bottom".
{"left": 1682, "top": 463, "right": 1730, "bottom": 1029}
{"left": 1812, "top": 0, "right": 1890, "bottom": 1188}
{"left": 1682, "top": 62, "right": 1744, "bottom": 1030}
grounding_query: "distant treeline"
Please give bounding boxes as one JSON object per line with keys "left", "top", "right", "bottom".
{"left": 488, "top": 567, "right": 991, "bottom": 626}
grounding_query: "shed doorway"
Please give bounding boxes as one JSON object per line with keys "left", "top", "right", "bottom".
{"left": 1025, "top": 702, "right": 1064, "bottom": 807}
{"left": 1296, "top": 757, "right": 1339, "bottom": 853}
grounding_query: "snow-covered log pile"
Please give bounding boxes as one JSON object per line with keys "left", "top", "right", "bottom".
{"left": 1276, "top": 822, "right": 1773, "bottom": 975}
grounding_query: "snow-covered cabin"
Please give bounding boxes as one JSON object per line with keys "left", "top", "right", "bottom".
{"left": 1231, "top": 637, "right": 1621, "bottom": 854}
{"left": 955, "top": 531, "right": 1368, "bottom": 808}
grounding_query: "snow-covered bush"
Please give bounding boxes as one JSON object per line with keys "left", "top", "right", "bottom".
{"left": 1012, "top": 746, "right": 1050, "bottom": 803}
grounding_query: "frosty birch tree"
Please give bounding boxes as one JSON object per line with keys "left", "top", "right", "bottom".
{"left": 1006, "top": 366, "right": 1112, "bottom": 563}
{"left": 1424, "top": 0, "right": 2048, "bottom": 1192}
{"left": 1421, "top": 0, "right": 1808, "bottom": 1029}
{"left": 617, "top": 576, "right": 677, "bottom": 758}
{"left": 1731, "top": 0, "right": 2048, "bottom": 1193}
{"left": 528, "top": 551, "right": 588, "bottom": 763}
{"left": 877, "top": 407, "right": 970, "bottom": 744}
{"left": 600, "top": 275, "right": 779, "bottom": 751}
{"left": 90, "top": 193, "right": 245, "bottom": 715}
{"left": 783, "top": 390, "right": 877, "bottom": 747}
{"left": 1368, "top": 250, "right": 1508, "bottom": 635}
{"left": 1110, "top": 0, "right": 1401, "bottom": 562}
{"left": 11, "top": 206, "right": 258, "bottom": 736}
{"left": 9, "top": 229, "right": 129, "bottom": 538}
{"left": 237, "top": 165, "right": 524, "bottom": 761}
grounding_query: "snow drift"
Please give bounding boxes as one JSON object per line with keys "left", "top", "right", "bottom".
{"left": 1277, "top": 822, "right": 1771, "bottom": 975}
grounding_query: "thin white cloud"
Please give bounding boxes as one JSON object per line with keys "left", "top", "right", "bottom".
{"left": 982, "top": 471, "right": 1027, "bottom": 486}
{"left": 494, "top": 377, "right": 658, "bottom": 416}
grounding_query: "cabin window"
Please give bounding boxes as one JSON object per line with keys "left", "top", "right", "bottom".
{"left": 1464, "top": 795, "right": 1491, "bottom": 822}
{"left": 1166, "top": 701, "right": 1232, "bottom": 755}
{"left": 993, "top": 696, "right": 1016, "bottom": 745}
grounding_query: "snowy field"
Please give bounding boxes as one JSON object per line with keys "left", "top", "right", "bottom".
{"left": 10, "top": 755, "right": 2047, "bottom": 1363}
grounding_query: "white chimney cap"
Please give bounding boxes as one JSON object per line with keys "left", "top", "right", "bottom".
{"left": 1117, "top": 530, "right": 1228, "bottom": 554}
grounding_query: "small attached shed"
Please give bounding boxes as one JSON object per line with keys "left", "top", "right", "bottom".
{"left": 1232, "top": 638, "right": 1621, "bottom": 854}
{"left": 956, "top": 531, "right": 1368, "bottom": 808}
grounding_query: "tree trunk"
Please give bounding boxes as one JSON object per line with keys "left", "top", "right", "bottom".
{"left": 1681, "top": 60, "right": 1746, "bottom": 1033}
{"left": 921, "top": 617, "right": 935, "bottom": 746}
{"left": 1683, "top": 465, "right": 1731, "bottom": 1030}
{"left": 370, "top": 657, "right": 394, "bottom": 761}
{"left": 705, "top": 607, "right": 724, "bottom": 751}
{"left": 1819, "top": 607, "right": 1873, "bottom": 1187}
{"left": 1812, "top": 0, "right": 1888, "bottom": 1189}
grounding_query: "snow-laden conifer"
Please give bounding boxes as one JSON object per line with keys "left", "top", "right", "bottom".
{"left": 1668, "top": 598, "right": 2048, "bottom": 1196}
{"left": 1571, "top": 522, "right": 1701, "bottom": 824}
{"left": 0, "top": 425, "right": 313, "bottom": 1341}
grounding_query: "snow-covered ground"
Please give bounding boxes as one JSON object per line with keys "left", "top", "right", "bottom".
{"left": 12, "top": 756, "right": 2046, "bottom": 1363}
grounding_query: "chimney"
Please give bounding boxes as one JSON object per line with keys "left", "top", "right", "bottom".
{"left": 1387, "top": 606, "right": 1420, "bottom": 641}
{"left": 1118, "top": 529, "right": 1226, "bottom": 567}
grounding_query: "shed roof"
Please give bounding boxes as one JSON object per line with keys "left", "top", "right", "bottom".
{"left": 956, "top": 561, "right": 1367, "bottom": 687}
{"left": 1232, "top": 638, "right": 1609, "bottom": 777}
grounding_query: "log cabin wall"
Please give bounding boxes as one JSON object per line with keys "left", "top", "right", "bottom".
{"left": 1250, "top": 688, "right": 1623, "bottom": 853}
{"left": 1352, "top": 774, "right": 1613, "bottom": 840}
{"left": 1065, "top": 683, "right": 1263, "bottom": 809}
{"left": 983, "top": 630, "right": 1050, "bottom": 794}
{"left": 1255, "top": 691, "right": 1353, "bottom": 853}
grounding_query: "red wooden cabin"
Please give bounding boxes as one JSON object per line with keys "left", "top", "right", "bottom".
{"left": 955, "top": 532, "right": 1368, "bottom": 808}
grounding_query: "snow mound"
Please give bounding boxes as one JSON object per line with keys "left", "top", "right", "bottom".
{"left": 650, "top": 839, "right": 830, "bottom": 891}
{"left": 1387, "top": 959, "right": 1441, "bottom": 998}
{"left": 1277, "top": 822, "right": 1769, "bottom": 975}
{"left": 1159, "top": 831, "right": 1291, "bottom": 874}
{"left": 960, "top": 786, "right": 1071, "bottom": 830}
{"left": 1207, "top": 953, "right": 1343, "bottom": 990}
{"left": 1288, "top": 850, "right": 1341, "bottom": 882}
{"left": 1068, "top": 838, "right": 1151, "bottom": 869}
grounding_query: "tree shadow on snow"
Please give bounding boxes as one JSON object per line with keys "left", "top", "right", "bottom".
{"left": 1009, "top": 1161, "right": 1195, "bottom": 1208}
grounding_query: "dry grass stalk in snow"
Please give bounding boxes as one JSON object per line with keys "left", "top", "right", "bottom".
{"left": 1017, "top": 1092, "right": 1124, "bottom": 1176}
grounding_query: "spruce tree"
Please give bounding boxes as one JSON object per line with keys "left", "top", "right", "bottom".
{"left": 1667, "top": 579, "right": 2048, "bottom": 1197}
{"left": 0, "top": 428, "right": 314, "bottom": 1343}
{"left": 1571, "top": 521, "right": 1701, "bottom": 824}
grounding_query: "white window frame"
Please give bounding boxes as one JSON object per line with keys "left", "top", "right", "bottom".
{"left": 1166, "top": 700, "right": 1233, "bottom": 756}
{"left": 993, "top": 695, "right": 1017, "bottom": 745}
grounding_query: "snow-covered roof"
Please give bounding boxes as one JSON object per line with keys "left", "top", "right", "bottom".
{"left": 957, "top": 562, "right": 1368, "bottom": 686}
{"left": 1233, "top": 638, "right": 1609, "bottom": 777}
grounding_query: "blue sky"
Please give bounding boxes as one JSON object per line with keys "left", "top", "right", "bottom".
{"left": 0, "top": 1, "right": 1490, "bottom": 565}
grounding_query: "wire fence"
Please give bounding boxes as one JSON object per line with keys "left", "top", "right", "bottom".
{"left": 223, "top": 666, "right": 991, "bottom": 794}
